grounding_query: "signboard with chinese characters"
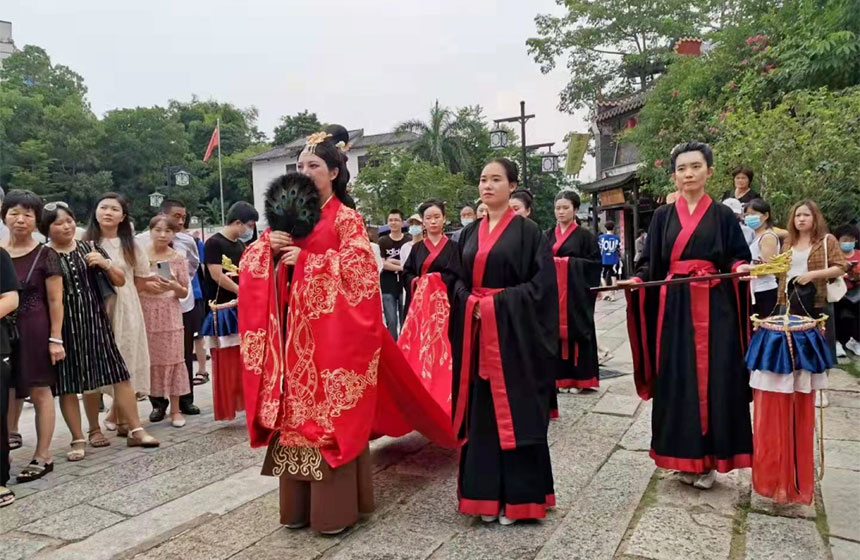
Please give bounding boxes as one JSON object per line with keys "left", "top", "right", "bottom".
{"left": 599, "top": 188, "right": 625, "bottom": 207}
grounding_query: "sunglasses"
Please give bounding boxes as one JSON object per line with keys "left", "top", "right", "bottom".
{"left": 44, "top": 201, "right": 70, "bottom": 212}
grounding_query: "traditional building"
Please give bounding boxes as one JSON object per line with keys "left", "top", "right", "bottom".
{"left": 578, "top": 37, "right": 703, "bottom": 273}
{"left": 247, "top": 129, "right": 417, "bottom": 227}
{"left": 0, "top": 21, "right": 17, "bottom": 64}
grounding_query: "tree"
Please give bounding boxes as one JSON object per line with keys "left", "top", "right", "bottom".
{"left": 712, "top": 88, "right": 860, "bottom": 227}
{"left": 0, "top": 46, "right": 105, "bottom": 219}
{"left": 625, "top": 0, "right": 860, "bottom": 226}
{"left": 353, "top": 148, "right": 472, "bottom": 225}
{"left": 98, "top": 107, "right": 191, "bottom": 224}
{"left": 272, "top": 110, "right": 325, "bottom": 146}
{"left": 395, "top": 101, "right": 491, "bottom": 182}
{"left": 527, "top": 0, "right": 703, "bottom": 112}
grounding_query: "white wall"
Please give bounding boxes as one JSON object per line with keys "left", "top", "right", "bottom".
{"left": 250, "top": 146, "right": 369, "bottom": 229}
{"left": 251, "top": 158, "right": 288, "bottom": 229}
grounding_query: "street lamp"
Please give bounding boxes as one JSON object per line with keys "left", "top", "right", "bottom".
{"left": 541, "top": 151, "right": 560, "bottom": 173}
{"left": 493, "top": 101, "right": 534, "bottom": 189}
{"left": 490, "top": 127, "right": 509, "bottom": 149}
{"left": 174, "top": 170, "right": 191, "bottom": 187}
{"left": 149, "top": 191, "right": 165, "bottom": 208}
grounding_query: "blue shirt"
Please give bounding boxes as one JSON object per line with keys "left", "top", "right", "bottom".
{"left": 598, "top": 233, "right": 621, "bottom": 266}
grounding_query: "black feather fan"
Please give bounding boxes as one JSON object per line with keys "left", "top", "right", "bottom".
{"left": 264, "top": 173, "right": 321, "bottom": 238}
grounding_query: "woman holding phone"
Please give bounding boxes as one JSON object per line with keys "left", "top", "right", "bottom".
{"left": 140, "top": 214, "right": 190, "bottom": 427}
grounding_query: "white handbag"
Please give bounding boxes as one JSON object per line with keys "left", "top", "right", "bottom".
{"left": 824, "top": 234, "right": 848, "bottom": 303}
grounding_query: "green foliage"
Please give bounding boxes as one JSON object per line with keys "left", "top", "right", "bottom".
{"left": 712, "top": 88, "right": 860, "bottom": 228}
{"left": 395, "top": 101, "right": 493, "bottom": 184}
{"left": 272, "top": 110, "right": 325, "bottom": 146}
{"left": 527, "top": 0, "right": 703, "bottom": 112}
{"left": 353, "top": 148, "right": 472, "bottom": 225}
{"left": 625, "top": 0, "right": 860, "bottom": 226}
{"left": 0, "top": 45, "right": 268, "bottom": 227}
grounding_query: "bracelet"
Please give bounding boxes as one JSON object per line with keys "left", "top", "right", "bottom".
{"left": 49, "top": 338, "right": 64, "bottom": 345}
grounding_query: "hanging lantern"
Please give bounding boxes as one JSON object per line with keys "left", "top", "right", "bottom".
{"left": 490, "top": 127, "right": 509, "bottom": 149}
{"left": 541, "top": 152, "right": 560, "bottom": 173}
{"left": 174, "top": 170, "right": 191, "bottom": 187}
{"left": 149, "top": 191, "right": 165, "bottom": 208}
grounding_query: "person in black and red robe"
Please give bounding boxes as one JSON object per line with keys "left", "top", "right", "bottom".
{"left": 402, "top": 199, "right": 462, "bottom": 316}
{"left": 399, "top": 199, "right": 462, "bottom": 414}
{"left": 620, "top": 141, "right": 753, "bottom": 490}
{"left": 545, "top": 191, "right": 602, "bottom": 403}
{"left": 452, "top": 158, "right": 558, "bottom": 525}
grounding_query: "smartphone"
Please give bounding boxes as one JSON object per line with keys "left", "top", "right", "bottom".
{"left": 156, "top": 261, "right": 172, "bottom": 280}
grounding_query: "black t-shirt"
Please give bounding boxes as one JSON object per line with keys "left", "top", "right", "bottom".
{"left": 721, "top": 188, "right": 760, "bottom": 206}
{"left": 204, "top": 233, "right": 245, "bottom": 304}
{"left": 0, "top": 248, "right": 21, "bottom": 355}
{"left": 377, "top": 233, "right": 411, "bottom": 295}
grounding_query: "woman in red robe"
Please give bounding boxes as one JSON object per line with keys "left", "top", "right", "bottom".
{"left": 452, "top": 158, "right": 559, "bottom": 525}
{"left": 238, "top": 127, "right": 454, "bottom": 535}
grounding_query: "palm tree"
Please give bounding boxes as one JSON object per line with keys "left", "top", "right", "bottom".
{"left": 395, "top": 100, "right": 475, "bottom": 176}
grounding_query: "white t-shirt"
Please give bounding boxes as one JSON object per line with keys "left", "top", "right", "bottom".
{"left": 788, "top": 246, "right": 811, "bottom": 280}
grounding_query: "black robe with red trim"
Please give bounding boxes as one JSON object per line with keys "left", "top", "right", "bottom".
{"left": 627, "top": 195, "right": 753, "bottom": 473}
{"left": 545, "top": 224, "right": 602, "bottom": 390}
{"left": 451, "top": 212, "right": 558, "bottom": 519}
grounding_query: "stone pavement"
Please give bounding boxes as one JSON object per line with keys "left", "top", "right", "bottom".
{"left": 1, "top": 298, "right": 858, "bottom": 559}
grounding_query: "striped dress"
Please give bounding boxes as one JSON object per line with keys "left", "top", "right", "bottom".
{"left": 55, "top": 241, "right": 130, "bottom": 394}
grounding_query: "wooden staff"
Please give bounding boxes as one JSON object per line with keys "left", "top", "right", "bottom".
{"left": 590, "top": 271, "right": 748, "bottom": 293}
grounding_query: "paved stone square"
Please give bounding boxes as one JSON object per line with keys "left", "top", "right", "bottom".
{"left": 2, "top": 298, "right": 858, "bottom": 559}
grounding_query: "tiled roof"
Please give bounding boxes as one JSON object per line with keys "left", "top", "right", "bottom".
{"left": 595, "top": 91, "right": 646, "bottom": 123}
{"left": 246, "top": 129, "right": 363, "bottom": 162}
{"left": 247, "top": 129, "right": 418, "bottom": 162}
{"left": 579, "top": 171, "right": 638, "bottom": 193}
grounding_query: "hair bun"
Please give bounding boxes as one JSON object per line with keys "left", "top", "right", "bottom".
{"left": 324, "top": 125, "right": 350, "bottom": 146}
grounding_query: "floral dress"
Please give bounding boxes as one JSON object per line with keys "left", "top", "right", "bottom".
{"left": 99, "top": 237, "right": 151, "bottom": 395}
{"left": 140, "top": 255, "right": 190, "bottom": 398}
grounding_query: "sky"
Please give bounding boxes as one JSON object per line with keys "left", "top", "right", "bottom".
{"left": 5, "top": 0, "right": 594, "bottom": 180}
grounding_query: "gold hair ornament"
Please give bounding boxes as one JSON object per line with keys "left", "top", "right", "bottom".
{"left": 304, "top": 132, "right": 332, "bottom": 154}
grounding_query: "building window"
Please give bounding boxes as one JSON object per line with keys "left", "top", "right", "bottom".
{"left": 357, "top": 155, "right": 369, "bottom": 172}
{"left": 286, "top": 163, "right": 296, "bottom": 173}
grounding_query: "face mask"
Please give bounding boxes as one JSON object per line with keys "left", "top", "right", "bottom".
{"left": 744, "top": 215, "right": 762, "bottom": 229}
{"left": 238, "top": 227, "right": 254, "bottom": 243}
{"left": 842, "top": 242, "right": 856, "bottom": 253}
{"left": 408, "top": 225, "right": 423, "bottom": 236}
{"left": 461, "top": 218, "right": 474, "bottom": 227}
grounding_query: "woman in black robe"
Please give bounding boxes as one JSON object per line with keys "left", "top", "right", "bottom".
{"left": 620, "top": 142, "right": 753, "bottom": 490}
{"left": 545, "top": 191, "right": 602, "bottom": 400}
{"left": 452, "top": 158, "right": 558, "bottom": 525}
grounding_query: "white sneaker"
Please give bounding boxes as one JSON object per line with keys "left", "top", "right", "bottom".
{"left": 481, "top": 515, "right": 498, "bottom": 523}
{"left": 570, "top": 388, "right": 583, "bottom": 394}
{"left": 677, "top": 472, "right": 697, "bottom": 485}
{"left": 815, "top": 391, "right": 829, "bottom": 408}
{"left": 846, "top": 338, "right": 860, "bottom": 356}
{"left": 558, "top": 387, "right": 570, "bottom": 394}
{"left": 836, "top": 342, "right": 847, "bottom": 358}
{"left": 498, "top": 510, "right": 517, "bottom": 526}
{"left": 693, "top": 470, "right": 716, "bottom": 490}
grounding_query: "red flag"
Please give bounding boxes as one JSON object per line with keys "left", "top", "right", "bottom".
{"left": 203, "top": 126, "right": 219, "bottom": 162}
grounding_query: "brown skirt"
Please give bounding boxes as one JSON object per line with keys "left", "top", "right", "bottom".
{"left": 279, "top": 448, "right": 374, "bottom": 532}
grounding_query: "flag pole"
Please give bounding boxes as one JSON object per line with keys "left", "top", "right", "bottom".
{"left": 216, "top": 117, "right": 225, "bottom": 225}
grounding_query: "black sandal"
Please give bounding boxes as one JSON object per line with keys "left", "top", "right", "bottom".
{"left": 0, "top": 486, "right": 14, "bottom": 508}
{"left": 192, "top": 372, "right": 210, "bottom": 386}
{"left": 17, "top": 459, "right": 54, "bottom": 483}
{"left": 8, "top": 432, "right": 22, "bottom": 450}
